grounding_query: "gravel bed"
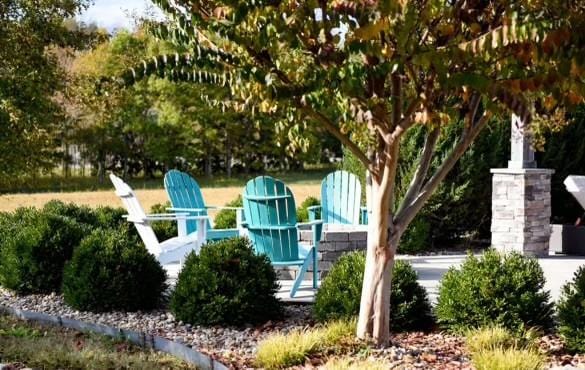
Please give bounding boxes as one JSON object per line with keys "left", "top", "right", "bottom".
{"left": 0, "top": 288, "right": 312, "bottom": 368}
{"left": 3, "top": 287, "right": 585, "bottom": 369}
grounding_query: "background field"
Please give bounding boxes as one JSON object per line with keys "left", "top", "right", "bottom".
{"left": 0, "top": 171, "right": 327, "bottom": 213}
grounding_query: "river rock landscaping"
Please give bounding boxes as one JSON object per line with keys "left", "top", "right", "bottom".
{"left": 2, "top": 288, "right": 585, "bottom": 369}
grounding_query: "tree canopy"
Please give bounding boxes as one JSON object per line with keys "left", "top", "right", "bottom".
{"left": 119, "top": 0, "right": 585, "bottom": 344}
{"left": 0, "top": 0, "right": 96, "bottom": 180}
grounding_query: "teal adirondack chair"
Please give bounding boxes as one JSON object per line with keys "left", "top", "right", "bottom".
{"left": 242, "top": 176, "right": 322, "bottom": 298}
{"left": 164, "top": 170, "right": 242, "bottom": 241}
{"left": 308, "top": 170, "right": 368, "bottom": 225}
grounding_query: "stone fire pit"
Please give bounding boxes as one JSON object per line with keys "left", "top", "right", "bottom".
{"left": 276, "top": 224, "right": 368, "bottom": 280}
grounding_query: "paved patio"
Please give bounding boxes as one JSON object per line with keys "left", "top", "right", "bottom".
{"left": 164, "top": 253, "right": 585, "bottom": 304}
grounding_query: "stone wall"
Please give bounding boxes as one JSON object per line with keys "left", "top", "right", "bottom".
{"left": 491, "top": 168, "right": 554, "bottom": 257}
{"left": 275, "top": 224, "right": 368, "bottom": 280}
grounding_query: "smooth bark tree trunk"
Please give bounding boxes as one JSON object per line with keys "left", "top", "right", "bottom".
{"left": 225, "top": 135, "right": 232, "bottom": 178}
{"left": 204, "top": 150, "right": 213, "bottom": 178}
{"left": 357, "top": 172, "right": 398, "bottom": 346}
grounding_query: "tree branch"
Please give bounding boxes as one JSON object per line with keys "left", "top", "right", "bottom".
{"left": 395, "top": 112, "right": 492, "bottom": 230}
{"left": 299, "top": 105, "right": 377, "bottom": 177}
{"left": 396, "top": 125, "right": 440, "bottom": 216}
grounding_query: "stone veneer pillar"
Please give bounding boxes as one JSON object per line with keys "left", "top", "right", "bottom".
{"left": 490, "top": 168, "right": 554, "bottom": 257}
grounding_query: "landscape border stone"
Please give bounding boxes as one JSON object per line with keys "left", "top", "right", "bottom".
{"left": 0, "top": 304, "right": 229, "bottom": 370}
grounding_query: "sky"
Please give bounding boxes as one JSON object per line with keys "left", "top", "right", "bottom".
{"left": 78, "top": 0, "right": 163, "bottom": 32}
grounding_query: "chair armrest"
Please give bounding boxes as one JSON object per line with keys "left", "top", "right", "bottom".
{"left": 125, "top": 213, "right": 209, "bottom": 222}
{"left": 298, "top": 220, "right": 323, "bottom": 247}
{"left": 167, "top": 207, "right": 206, "bottom": 212}
{"left": 204, "top": 206, "right": 244, "bottom": 211}
{"left": 307, "top": 205, "right": 321, "bottom": 222}
{"left": 297, "top": 220, "right": 323, "bottom": 227}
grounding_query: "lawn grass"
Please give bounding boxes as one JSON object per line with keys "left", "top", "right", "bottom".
{"left": 0, "top": 168, "right": 332, "bottom": 194}
{"left": 0, "top": 314, "right": 196, "bottom": 370}
{"left": 255, "top": 319, "right": 356, "bottom": 369}
{"left": 0, "top": 170, "right": 327, "bottom": 212}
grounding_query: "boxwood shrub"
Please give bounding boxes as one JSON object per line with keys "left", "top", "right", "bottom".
{"left": 62, "top": 227, "right": 167, "bottom": 312}
{"left": 296, "top": 196, "right": 320, "bottom": 222}
{"left": 0, "top": 210, "right": 84, "bottom": 294}
{"left": 435, "top": 250, "right": 553, "bottom": 333}
{"left": 149, "top": 202, "right": 177, "bottom": 240}
{"left": 213, "top": 195, "right": 243, "bottom": 229}
{"left": 313, "top": 251, "right": 434, "bottom": 332}
{"left": 170, "top": 237, "right": 283, "bottom": 326}
{"left": 557, "top": 266, "right": 585, "bottom": 353}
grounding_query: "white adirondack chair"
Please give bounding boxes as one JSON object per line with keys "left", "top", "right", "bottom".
{"left": 109, "top": 174, "right": 207, "bottom": 265}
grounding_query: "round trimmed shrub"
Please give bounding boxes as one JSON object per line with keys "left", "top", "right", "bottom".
{"left": 92, "top": 205, "right": 128, "bottom": 229}
{"left": 0, "top": 210, "right": 84, "bottom": 294}
{"left": 296, "top": 196, "right": 320, "bottom": 222}
{"left": 43, "top": 200, "right": 98, "bottom": 229}
{"left": 149, "top": 202, "right": 177, "bottom": 240}
{"left": 43, "top": 200, "right": 127, "bottom": 230}
{"left": 435, "top": 250, "right": 553, "bottom": 333}
{"left": 213, "top": 195, "right": 243, "bottom": 229}
{"left": 557, "top": 266, "right": 585, "bottom": 353}
{"left": 313, "top": 251, "right": 434, "bottom": 332}
{"left": 170, "top": 237, "right": 283, "bottom": 326}
{"left": 62, "top": 227, "right": 167, "bottom": 312}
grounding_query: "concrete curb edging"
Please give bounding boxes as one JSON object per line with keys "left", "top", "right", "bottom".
{"left": 0, "top": 305, "right": 229, "bottom": 370}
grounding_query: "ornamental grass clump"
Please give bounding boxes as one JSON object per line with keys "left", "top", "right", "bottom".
{"left": 170, "top": 237, "right": 283, "bottom": 326}
{"left": 435, "top": 250, "right": 553, "bottom": 333}
{"left": 255, "top": 319, "right": 355, "bottom": 369}
{"left": 62, "top": 227, "right": 167, "bottom": 312}
{"left": 313, "top": 251, "right": 434, "bottom": 332}
{"left": 557, "top": 266, "right": 585, "bottom": 353}
{"left": 465, "top": 326, "right": 543, "bottom": 370}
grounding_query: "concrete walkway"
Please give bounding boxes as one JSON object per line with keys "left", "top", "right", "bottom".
{"left": 165, "top": 254, "right": 585, "bottom": 304}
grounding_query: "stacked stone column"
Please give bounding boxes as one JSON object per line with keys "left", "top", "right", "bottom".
{"left": 490, "top": 168, "right": 554, "bottom": 257}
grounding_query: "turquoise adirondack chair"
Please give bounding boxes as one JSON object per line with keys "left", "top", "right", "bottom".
{"left": 164, "top": 170, "right": 242, "bottom": 241}
{"left": 242, "top": 176, "right": 322, "bottom": 298}
{"left": 308, "top": 170, "right": 368, "bottom": 225}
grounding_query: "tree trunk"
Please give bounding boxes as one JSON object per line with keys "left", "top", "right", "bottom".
{"left": 97, "top": 158, "right": 105, "bottom": 184}
{"left": 204, "top": 150, "right": 213, "bottom": 178}
{"left": 357, "top": 172, "right": 397, "bottom": 346}
{"left": 225, "top": 135, "right": 232, "bottom": 178}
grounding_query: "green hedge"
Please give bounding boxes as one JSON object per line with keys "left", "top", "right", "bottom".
{"left": 171, "top": 237, "right": 283, "bottom": 326}
{"left": 435, "top": 250, "right": 553, "bottom": 333}
{"left": 313, "top": 251, "right": 434, "bottom": 332}
{"left": 557, "top": 266, "right": 585, "bottom": 353}
{"left": 0, "top": 209, "right": 84, "bottom": 294}
{"left": 63, "top": 227, "right": 167, "bottom": 312}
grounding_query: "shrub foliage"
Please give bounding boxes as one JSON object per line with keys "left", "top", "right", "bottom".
{"left": 296, "top": 196, "right": 320, "bottom": 222}
{"left": 0, "top": 209, "right": 84, "bottom": 294}
{"left": 63, "top": 227, "right": 167, "bottom": 312}
{"left": 171, "top": 237, "right": 283, "bottom": 326}
{"left": 557, "top": 266, "right": 585, "bottom": 353}
{"left": 213, "top": 195, "right": 242, "bottom": 229}
{"left": 435, "top": 250, "right": 553, "bottom": 332}
{"left": 313, "top": 251, "right": 433, "bottom": 332}
{"left": 149, "top": 202, "right": 178, "bottom": 240}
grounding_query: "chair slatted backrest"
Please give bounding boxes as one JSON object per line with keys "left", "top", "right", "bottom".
{"left": 321, "top": 170, "right": 361, "bottom": 225}
{"left": 164, "top": 170, "right": 211, "bottom": 233}
{"left": 243, "top": 176, "right": 299, "bottom": 262}
{"left": 109, "top": 174, "right": 161, "bottom": 256}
